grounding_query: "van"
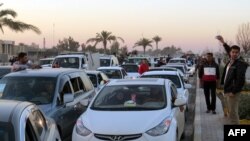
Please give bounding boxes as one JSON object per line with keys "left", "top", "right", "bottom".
{"left": 100, "top": 54, "right": 119, "bottom": 67}
{"left": 39, "top": 57, "right": 54, "bottom": 68}
{"left": 52, "top": 53, "right": 100, "bottom": 70}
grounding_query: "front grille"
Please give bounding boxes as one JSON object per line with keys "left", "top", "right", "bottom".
{"left": 94, "top": 133, "right": 142, "bottom": 141}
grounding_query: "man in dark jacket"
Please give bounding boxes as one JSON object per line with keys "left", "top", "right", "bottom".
{"left": 199, "top": 53, "right": 220, "bottom": 114}
{"left": 216, "top": 35, "right": 248, "bottom": 124}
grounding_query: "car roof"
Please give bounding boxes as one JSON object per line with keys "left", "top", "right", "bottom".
{"left": 55, "top": 54, "right": 85, "bottom": 58}
{"left": 85, "top": 70, "right": 101, "bottom": 74}
{"left": 39, "top": 58, "right": 54, "bottom": 60}
{"left": 0, "top": 66, "right": 12, "bottom": 69}
{"left": 107, "top": 78, "right": 168, "bottom": 86}
{"left": 97, "top": 66, "right": 123, "bottom": 70}
{"left": 170, "top": 58, "right": 186, "bottom": 60}
{"left": 143, "top": 71, "right": 178, "bottom": 75}
{"left": 121, "top": 63, "right": 138, "bottom": 66}
{"left": 166, "top": 64, "right": 185, "bottom": 67}
{"left": 0, "top": 100, "right": 33, "bottom": 122}
{"left": 150, "top": 67, "right": 177, "bottom": 70}
{"left": 4, "top": 68, "right": 82, "bottom": 77}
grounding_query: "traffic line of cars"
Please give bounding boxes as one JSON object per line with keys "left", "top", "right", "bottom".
{"left": 0, "top": 56, "right": 194, "bottom": 141}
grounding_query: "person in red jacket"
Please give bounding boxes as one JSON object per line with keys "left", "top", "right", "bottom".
{"left": 199, "top": 53, "right": 220, "bottom": 114}
{"left": 138, "top": 59, "right": 149, "bottom": 75}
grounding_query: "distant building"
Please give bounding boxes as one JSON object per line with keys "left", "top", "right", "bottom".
{"left": 0, "top": 40, "right": 15, "bottom": 55}
{"left": 0, "top": 40, "right": 15, "bottom": 64}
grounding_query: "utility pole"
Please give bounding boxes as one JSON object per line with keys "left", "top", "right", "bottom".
{"left": 43, "top": 38, "right": 46, "bottom": 49}
{"left": 53, "top": 23, "right": 55, "bottom": 48}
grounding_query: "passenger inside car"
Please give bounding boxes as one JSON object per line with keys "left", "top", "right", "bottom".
{"left": 26, "top": 80, "right": 55, "bottom": 104}
{"left": 109, "top": 90, "right": 128, "bottom": 105}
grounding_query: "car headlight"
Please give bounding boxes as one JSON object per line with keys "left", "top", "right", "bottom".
{"left": 146, "top": 117, "right": 172, "bottom": 136}
{"left": 76, "top": 117, "right": 92, "bottom": 136}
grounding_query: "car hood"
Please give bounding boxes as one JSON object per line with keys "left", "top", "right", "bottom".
{"left": 82, "top": 108, "right": 170, "bottom": 134}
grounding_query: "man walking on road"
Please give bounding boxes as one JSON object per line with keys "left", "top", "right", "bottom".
{"left": 216, "top": 35, "right": 248, "bottom": 124}
{"left": 199, "top": 53, "right": 220, "bottom": 114}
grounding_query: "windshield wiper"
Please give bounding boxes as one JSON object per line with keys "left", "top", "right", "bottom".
{"left": 91, "top": 106, "right": 160, "bottom": 111}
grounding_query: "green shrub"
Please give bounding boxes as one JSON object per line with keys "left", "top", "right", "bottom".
{"left": 242, "top": 83, "right": 250, "bottom": 91}
{"left": 239, "top": 93, "right": 250, "bottom": 120}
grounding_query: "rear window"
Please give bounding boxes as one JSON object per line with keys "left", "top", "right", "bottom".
{"left": 100, "top": 59, "right": 111, "bottom": 67}
{"left": 121, "top": 65, "right": 138, "bottom": 73}
{"left": 0, "top": 122, "right": 15, "bottom": 141}
{"left": 141, "top": 74, "right": 181, "bottom": 88}
{"left": 53, "top": 57, "right": 79, "bottom": 68}
{"left": 39, "top": 59, "right": 53, "bottom": 65}
{"left": 98, "top": 69, "right": 122, "bottom": 79}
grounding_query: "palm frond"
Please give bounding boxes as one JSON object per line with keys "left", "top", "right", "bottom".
{"left": 116, "top": 37, "right": 124, "bottom": 43}
{"left": 2, "top": 18, "right": 41, "bottom": 34}
{"left": 86, "top": 38, "right": 97, "bottom": 44}
{"left": 0, "top": 9, "right": 17, "bottom": 18}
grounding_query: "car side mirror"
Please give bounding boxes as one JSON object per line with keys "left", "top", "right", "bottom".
{"left": 80, "top": 99, "right": 90, "bottom": 107}
{"left": 63, "top": 93, "right": 74, "bottom": 104}
{"left": 82, "top": 64, "right": 88, "bottom": 69}
{"left": 174, "top": 97, "right": 186, "bottom": 107}
{"left": 184, "top": 83, "right": 192, "bottom": 89}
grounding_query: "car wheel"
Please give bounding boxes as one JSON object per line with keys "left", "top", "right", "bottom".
{"left": 181, "top": 131, "right": 185, "bottom": 139}
{"left": 176, "top": 131, "right": 179, "bottom": 141}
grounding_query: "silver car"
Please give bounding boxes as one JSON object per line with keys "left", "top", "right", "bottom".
{"left": 0, "top": 100, "right": 61, "bottom": 141}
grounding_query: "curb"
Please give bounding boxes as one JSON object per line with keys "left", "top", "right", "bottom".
{"left": 193, "top": 76, "right": 201, "bottom": 141}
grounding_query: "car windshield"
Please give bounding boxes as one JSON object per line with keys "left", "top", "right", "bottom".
{"left": 0, "top": 77, "right": 56, "bottom": 105}
{"left": 87, "top": 74, "right": 98, "bottom": 87}
{"left": 0, "top": 122, "right": 15, "bottom": 141}
{"left": 91, "top": 85, "right": 166, "bottom": 111}
{"left": 100, "top": 59, "right": 111, "bottom": 67}
{"left": 98, "top": 69, "right": 122, "bottom": 79}
{"left": 39, "top": 59, "right": 53, "bottom": 65}
{"left": 121, "top": 65, "right": 138, "bottom": 73}
{"left": 53, "top": 57, "right": 79, "bottom": 68}
{"left": 141, "top": 75, "right": 181, "bottom": 88}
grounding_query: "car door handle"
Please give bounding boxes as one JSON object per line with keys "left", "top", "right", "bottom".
{"left": 74, "top": 105, "right": 78, "bottom": 110}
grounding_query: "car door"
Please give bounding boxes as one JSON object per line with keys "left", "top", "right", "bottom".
{"left": 169, "top": 83, "right": 185, "bottom": 139}
{"left": 53, "top": 75, "right": 75, "bottom": 140}
{"left": 26, "top": 109, "right": 49, "bottom": 141}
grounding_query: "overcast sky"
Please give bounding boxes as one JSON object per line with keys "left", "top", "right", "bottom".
{"left": 1, "top": 0, "right": 250, "bottom": 53}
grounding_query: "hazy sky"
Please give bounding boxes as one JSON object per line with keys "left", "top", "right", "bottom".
{"left": 1, "top": 0, "right": 250, "bottom": 53}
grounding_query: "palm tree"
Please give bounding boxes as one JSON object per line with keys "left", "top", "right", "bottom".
{"left": 152, "top": 35, "right": 162, "bottom": 50}
{"left": 134, "top": 38, "right": 153, "bottom": 56}
{"left": 0, "top": 3, "right": 41, "bottom": 34}
{"left": 86, "top": 30, "right": 124, "bottom": 54}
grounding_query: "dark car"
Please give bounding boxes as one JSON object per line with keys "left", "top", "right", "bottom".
{"left": 0, "top": 66, "right": 12, "bottom": 79}
{"left": 0, "top": 100, "right": 61, "bottom": 141}
{"left": 0, "top": 68, "right": 95, "bottom": 141}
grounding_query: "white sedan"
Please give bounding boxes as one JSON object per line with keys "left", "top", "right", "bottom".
{"left": 97, "top": 66, "right": 128, "bottom": 80}
{"left": 140, "top": 71, "right": 192, "bottom": 107}
{"left": 72, "top": 78, "right": 186, "bottom": 141}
